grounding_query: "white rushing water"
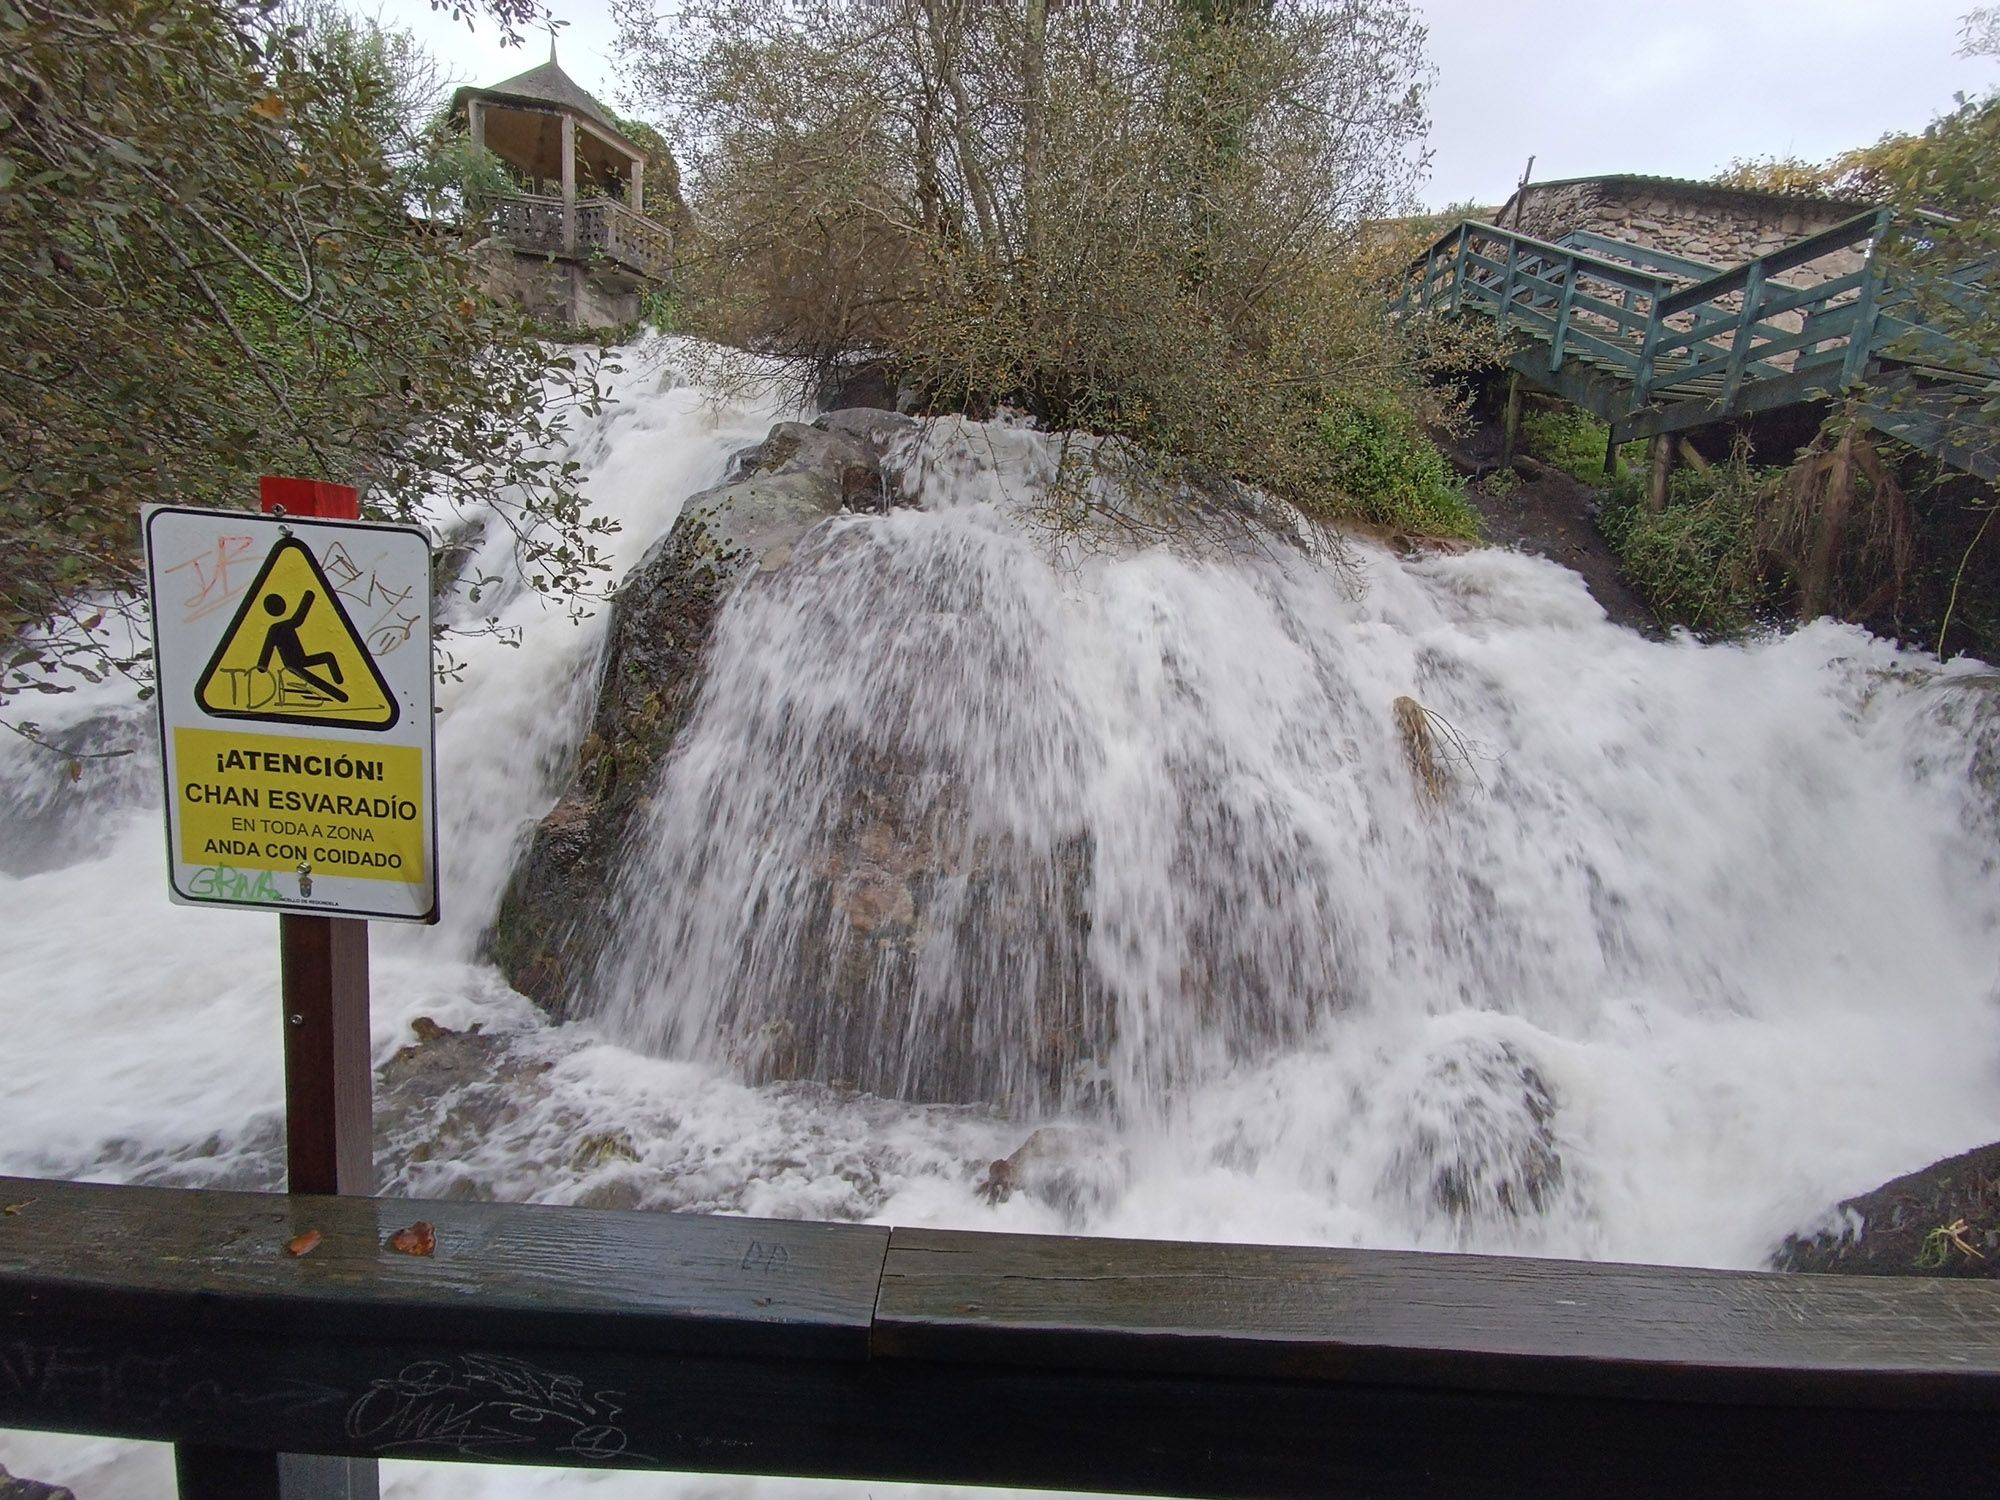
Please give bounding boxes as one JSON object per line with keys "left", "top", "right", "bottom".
{"left": 5, "top": 334, "right": 2000, "bottom": 1497}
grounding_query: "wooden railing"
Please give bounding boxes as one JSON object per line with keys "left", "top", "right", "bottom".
{"left": 1399, "top": 210, "right": 1991, "bottom": 444}
{"left": 578, "top": 198, "right": 673, "bottom": 281}
{"left": 4, "top": 1173, "right": 2000, "bottom": 1498}
{"left": 485, "top": 192, "right": 673, "bottom": 282}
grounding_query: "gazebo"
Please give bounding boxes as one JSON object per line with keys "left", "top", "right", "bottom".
{"left": 450, "top": 47, "right": 672, "bottom": 290}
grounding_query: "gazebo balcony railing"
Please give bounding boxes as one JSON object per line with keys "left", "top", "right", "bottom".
{"left": 487, "top": 191, "right": 673, "bottom": 281}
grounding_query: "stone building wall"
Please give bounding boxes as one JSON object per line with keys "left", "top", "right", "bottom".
{"left": 1495, "top": 177, "right": 1870, "bottom": 288}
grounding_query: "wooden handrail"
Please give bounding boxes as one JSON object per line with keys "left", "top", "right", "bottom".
{"left": 5, "top": 1174, "right": 2000, "bottom": 1498}
{"left": 1409, "top": 220, "right": 1677, "bottom": 298}
{"left": 1656, "top": 209, "right": 1887, "bottom": 317}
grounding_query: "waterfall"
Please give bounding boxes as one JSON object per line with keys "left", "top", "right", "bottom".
{"left": 4, "top": 338, "right": 2000, "bottom": 1499}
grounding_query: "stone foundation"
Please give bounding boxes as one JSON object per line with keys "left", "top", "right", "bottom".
{"left": 474, "top": 244, "right": 643, "bottom": 329}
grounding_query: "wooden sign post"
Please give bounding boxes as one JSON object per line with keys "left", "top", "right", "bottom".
{"left": 258, "top": 477, "right": 377, "bottom": 1204}
{"left": 144, "top": 476, "right": 440, "bottom": 1500}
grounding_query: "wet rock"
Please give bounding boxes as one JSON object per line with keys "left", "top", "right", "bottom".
{"left": 1380, "top": 1037, "right": 1566, "bottom": 1228}
{"left": 574, "top": 1176, "right": 646, "bottom": 1212}
{"left": 817, "top": 406, "right": 920, "bottom": 463}
{"left": 373, "top": 1018, "right": 553, "bottom": 1188}
{"left": 715, "top": 737, "right": 1108, "bottom": 1108}
{"left": 0, "top": 1466, "right": 76, "bottom": 1500}
{"left": 492, "top": 410, "right": 1113, "bottom": 1112}
{"left": 571, "top": 1131, "right": 640, "bottom": 1171}
{"left": 1775, "top": 1141, "right": 2000, "bottom": 1278}
{"left": 0, "top": 708, "right": 159, "bottom": 876}
{"left": 493, "top": 418, "right": 871, "bottom": 1016}
{"left": 976, "top": 1125, "right": 1125, "bottom": 1222}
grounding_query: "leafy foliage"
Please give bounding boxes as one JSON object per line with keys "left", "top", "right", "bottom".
{"left": 1313, "top": 402, "right": 1479, "bottom": 538}
{"left": 1519, "top": 405, "right": 1615, "bottom": 485}
{"left": 1599, "top": 451, "right": 1768, "bottom": 635}
{"left": 0, "top": 0, "right": 614, "bottom": 718}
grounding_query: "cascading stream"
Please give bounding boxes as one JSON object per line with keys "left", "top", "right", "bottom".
{"left": 3, "top": 339, "right": 1999, "bottom": 1500}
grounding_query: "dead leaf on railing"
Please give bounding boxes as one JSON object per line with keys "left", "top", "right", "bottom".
{"left": 286, "top": 1229, "right": 322, "bottom": 1258}
{"left": 2, "top": 1199, "right": 34, "bottom": 1216}
{"left": 387, "top": 1221, "right": 436, "bottom": 1257}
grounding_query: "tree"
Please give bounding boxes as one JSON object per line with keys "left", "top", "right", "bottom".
{"left": 612, "top": 0, "right": 1479, "bottom": 536}
{"left": 0, "top": 0, "right": 614, "bottom": 730}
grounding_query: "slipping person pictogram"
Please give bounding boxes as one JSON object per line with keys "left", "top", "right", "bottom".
{"left": 257, "top": 588, "right": 348, "bottom": 702}
{"left": 195, "top": 537, "right": 399, "bottom": 730}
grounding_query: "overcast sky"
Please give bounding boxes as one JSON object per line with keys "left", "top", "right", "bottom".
{"left": 381, "top": 0, "right": 1996, "bottom": 209}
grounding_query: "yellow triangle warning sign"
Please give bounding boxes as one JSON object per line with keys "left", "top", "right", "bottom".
{"left": 194, "top": 537, "right": 400, "bottom": 730}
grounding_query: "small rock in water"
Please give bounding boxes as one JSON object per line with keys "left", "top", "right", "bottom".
{"left": 570, "top": 1132, "right": 641, "bottom": 1172}
{"left": 976, "top": 1126, "right": 1125, "bottom": 1222}
{"left": 410, "top": 1015, "right": 452, "bottom": 1044}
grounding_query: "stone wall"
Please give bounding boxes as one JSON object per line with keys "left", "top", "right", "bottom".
{"left": 474, "top": 244, "right": 642, "bottom": 329}
{"left": 1497, "top": 178, "right": 1868, "bottom": 289}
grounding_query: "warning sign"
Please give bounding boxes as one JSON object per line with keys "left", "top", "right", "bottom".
{"left": 173, "top": 728, "right": 427, "bottom": 885}
{"left": 144, "top": 506, "right": 437, "bottom": 923}
{"left": 194, "top": 538, "right": 399, "bottom": 729}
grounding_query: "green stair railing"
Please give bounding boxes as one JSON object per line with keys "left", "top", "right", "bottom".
{"left": 1399, "top": 209, "right": 1995, "bottom": 460}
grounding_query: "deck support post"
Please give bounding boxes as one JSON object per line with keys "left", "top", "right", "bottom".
{"left": 1500, "top": 373, "right": 1524, "bottom": 469}
{"left": 1648, "top": 432, "right": 1673, "bottom": 513}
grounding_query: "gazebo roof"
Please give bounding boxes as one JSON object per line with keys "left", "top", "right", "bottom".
{"left": 452, "top": 47, "right": 640, "bottom": 159}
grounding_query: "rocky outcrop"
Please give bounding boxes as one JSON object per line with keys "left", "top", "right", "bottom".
{"left": 492, "top": 412, "right": 911, "bottom": 1020}
{"left": 0, "top": 707, "right": 159, "bottom": 877}
{"left": 0, "top": 1466, "right": 76, "bottom": 1500}
{"left": 1775, "top": 1141, "right": 2000, "bottom": 1278}
{"left": 1380, "top": 1037, "right": 1567, "bottom": 1229}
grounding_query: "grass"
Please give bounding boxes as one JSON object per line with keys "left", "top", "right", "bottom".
{"left": 1313, "top": 402, "right": 1481, "bottom": 540}
{"left": 1598, "top": 455, "right": 1770, "bottom": 635}
{"left": 1519, "top": 405, "right": 1617, "bottom": 483}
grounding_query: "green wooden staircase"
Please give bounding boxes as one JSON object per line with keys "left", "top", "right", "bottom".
{"left": 1400, "top": 211, "right": 1999, "bottom": 480}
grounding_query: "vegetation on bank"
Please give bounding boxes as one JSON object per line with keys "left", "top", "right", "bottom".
{"left": 0, "top": 0, "right": 614, "bottom": 726}
{"left": 613, "top": 0, "right": 1490, "bottom": 541}
{"left": 1314, "top": 403, "right": 1480, "bottom": 539}
{"left": 1597, "top": 449, "right": 1768, "bottom": 636}
{"left": 1565, "top": 414, "right": 1997, "bottom": 655}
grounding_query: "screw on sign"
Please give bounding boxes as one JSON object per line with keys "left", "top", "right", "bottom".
{"left": 143, "top": 476, "right": 437, "bottom": 1500}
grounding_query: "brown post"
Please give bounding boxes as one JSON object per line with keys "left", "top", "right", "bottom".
{"left": 1500, "top": 373, "right": 1523, "bottom": 469}
{"left": 1647, "top": 433, "right": 1673, "bottom": 513}
{"left": 279, "top": 914, "right": 375, "bottom": 1194}
{"left": 176, "top": 476, "right": 379, "bottom": 1500}
{"left": 255, "top": 476, "right": 375, "bottom": 1201}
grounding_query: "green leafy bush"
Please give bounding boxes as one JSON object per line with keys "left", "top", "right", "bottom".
{"left": 1520, "top": 405, "right": 1615, "bottom": 483}
{"left": 1314, "top": 404, "right": 1481, "bottom": 539}
{"left": 1599, "top": 460, "right": 1768, "bottom": 633}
